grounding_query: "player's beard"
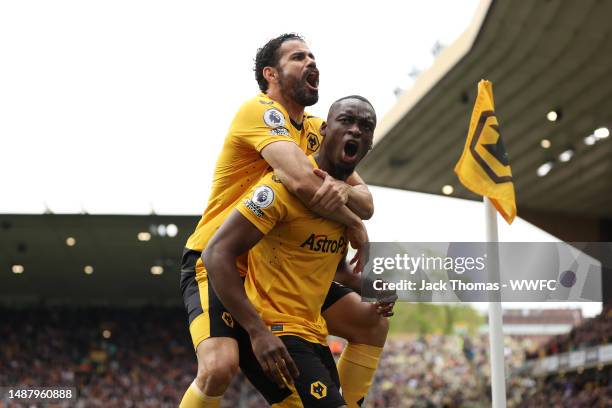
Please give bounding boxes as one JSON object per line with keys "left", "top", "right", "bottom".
{"left": 278, "top": 71, "right": 319, "bottom": 107}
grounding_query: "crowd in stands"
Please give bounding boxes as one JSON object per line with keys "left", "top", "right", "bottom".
{"left": 513, "top": 366, "right": 612, "bottom": 408}
{"left": 527, "top": 304, "right": 612, "bottom": 359}
{"left": 364, "top": 334, "right": 532, "bottom": 407}
{"left": 0, "top": 307, "right": 194, "bottom": 407}
{"left": 0, "top": 306, "right": 609, "bottom": 407}
{"left": 514, "top": 304, "right": 612, "bottom": 408}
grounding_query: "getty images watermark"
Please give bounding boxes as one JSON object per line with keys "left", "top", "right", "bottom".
{"left": 360, "top": 242, "right": 608, "bottom": 302}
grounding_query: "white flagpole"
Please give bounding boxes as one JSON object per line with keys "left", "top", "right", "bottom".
{"left": 484, "top": 197, "right": 507, "bottom": 408}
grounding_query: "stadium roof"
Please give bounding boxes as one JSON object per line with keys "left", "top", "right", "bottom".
{"left": 0, "top": 214, "right": 195, "bottom": 305}
{"left": 359, "top": 0, "right": 612, "bottom": 220}
{"left": 1, "top": 213, "right": 607, "bottom": 308}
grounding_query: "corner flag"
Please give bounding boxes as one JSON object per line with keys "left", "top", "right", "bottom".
{"left": 454, "top": 80, "right": 516, "bottom": 224}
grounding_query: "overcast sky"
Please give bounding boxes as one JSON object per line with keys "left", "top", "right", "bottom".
{"left": 1, "top": 0, "right": 480, "bottom": 215}
{"left": 0, "top": 1, "right": 602, "bottom": 316}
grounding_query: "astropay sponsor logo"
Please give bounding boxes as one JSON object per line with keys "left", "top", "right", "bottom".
{"left": 300, "top": 234, "right": 347, "bottom": 254}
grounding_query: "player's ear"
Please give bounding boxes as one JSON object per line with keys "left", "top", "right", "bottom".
{"left": 263, "top": 66, "right": 277, "bottom": 85}
{"left": 320, "top": 121, "right": 327, "bottom": 136}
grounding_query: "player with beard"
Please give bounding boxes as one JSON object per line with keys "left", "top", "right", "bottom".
{"left": 204, "top": 96, "right": 378, "bottom": 408}
{"left": 179, "top": 34, "right": 392, "bottom": 408}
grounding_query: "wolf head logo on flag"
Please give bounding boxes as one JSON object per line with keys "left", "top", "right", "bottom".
{"left": 454, "top": 80, "right": 516, "bottom": 224}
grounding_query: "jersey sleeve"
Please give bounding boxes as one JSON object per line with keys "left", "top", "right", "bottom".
{"left": 231, "top": 97, "right": 298, "bottom": 153}
{"left": 235, "top": 173, "right": 289, "bottom": 234}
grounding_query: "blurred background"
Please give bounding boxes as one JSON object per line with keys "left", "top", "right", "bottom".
{"left": 1, "top": 0, "right": 611, "bottom": 406}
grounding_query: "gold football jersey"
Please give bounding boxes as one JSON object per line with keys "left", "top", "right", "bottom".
{"left": 235, "top": 157, "right": 347, "bottom": 344}
{"left": 185, "top": 93, "right": 324, "bottom": 278}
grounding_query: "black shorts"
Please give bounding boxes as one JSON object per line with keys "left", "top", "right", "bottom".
{"left": 180, "top": 248, "right": 242, "bottom": 346}
{"left": 321, "top": 281, "right": 353, "bottom": 312}
{"left": 239, "top": 335, "right": 346, "bottom": 408}
{"left": 180, "top": 248, "right": 354, "bottom": 346}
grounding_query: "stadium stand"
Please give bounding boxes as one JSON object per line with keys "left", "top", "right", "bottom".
{"left": 514, "top": 366, "right": 611, "bottom": 408}
{"left": 0, "top": 307, "right": 193, "bottom": 407}
{"left": 2, "top": 305, "right": 608, "bottom": 407}
{"left": 532, "top": 304, "right": 612, "bottom": 357}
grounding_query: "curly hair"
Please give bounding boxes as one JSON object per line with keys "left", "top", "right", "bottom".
{"left": 254, "top": 33, "right": 304, "bottom": 93}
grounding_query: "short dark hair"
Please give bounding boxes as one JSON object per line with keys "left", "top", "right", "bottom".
{"left": 329, "top": 95, "right": 376, "bottom": 122}
{"left": 331, "top": 95, "right": 374, "bottom": 110}
{"left": 254, "top": 33, "right": 304, "bottom": 93}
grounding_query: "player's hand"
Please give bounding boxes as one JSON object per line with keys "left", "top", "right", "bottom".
{"left": 347, "top": 221, "right": 369, "bottom": 275}
{"left": 250, "top": 330, "right": 300, "bottom": 388}
{"left": 310, "top": 168, "right": 349, "bottom": 212}
{"left": 375, "top": 301, "right": 395, "bottom": 317}
{"left": 375, "top": 291, "right": 398, "bottom": 317}
{"left": 372, "top": 279, "right": 397, "bottom": 316}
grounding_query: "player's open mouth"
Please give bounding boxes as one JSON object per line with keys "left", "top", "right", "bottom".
{"left": 305, "top": 70, "right": 319, "bottom": 90}
{"left": 342, "top": 140, "right": 360, "bottom": 163}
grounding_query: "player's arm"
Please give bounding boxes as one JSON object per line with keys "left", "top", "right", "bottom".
{"left": 261, "top": 141, "right": 374, "bottom": 220}
{"left": 204, "top": 211, "right": 299, "bottom": 387}
{"left": 261, "top": 141, "right": 370, "bottom": 272}
{"left": 333, "top": 258, "right": 362, "bottom": 293}
{"left": 312, "top": 168, "right": 374, "bottom": 220}
{"left": 346, "top": 171, "right": 374, "bottom": 219}
{"left": 235, "top": 99, "right": 373, "bottom": 220}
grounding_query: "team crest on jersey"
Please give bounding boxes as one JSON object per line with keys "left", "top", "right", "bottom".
{"left": 263, "top": 108, "right": 286, "bottom": 128}
{"left": 269, "top": 127, "right": 289, "bottom": 137}
{"left": 221, "top": 312, "right": 234, "bottom": 328}
{"left": 310, "top": 381, "right": 327, "bottom": 399}
{"left": 307, "top": 132, "right": 320, "bottom": 152}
